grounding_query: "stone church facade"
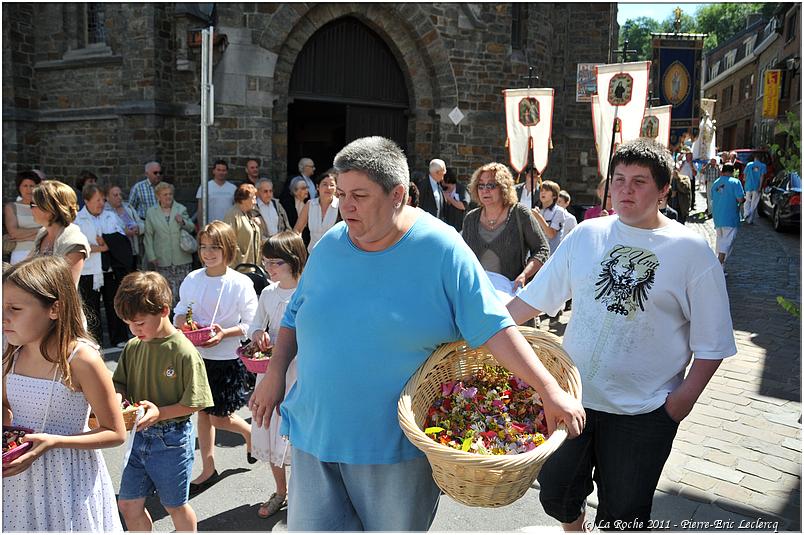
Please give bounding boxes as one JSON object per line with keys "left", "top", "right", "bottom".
{"left": 3, "top": 3, "right": 616, "bottom": 206}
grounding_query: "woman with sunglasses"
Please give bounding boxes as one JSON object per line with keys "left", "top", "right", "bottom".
{"left": 462, "top": 162, "right": 550, "bottom": 292}
{"left": 28, "top": 180, "right": 90, "bottom": 286}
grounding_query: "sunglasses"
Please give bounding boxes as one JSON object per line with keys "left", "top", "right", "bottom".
{"left": 477, "top": 182, "right": 499, "bottom": 191}
{"left": 262, "top": 259, "right": 287, "bottom": 268}
{"left": 153, "top": 171, "right": 163, "bottom": 175}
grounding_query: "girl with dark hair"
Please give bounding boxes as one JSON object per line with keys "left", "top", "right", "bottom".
{"left": 249, "top": 231, "right": 308, "bottom": 518}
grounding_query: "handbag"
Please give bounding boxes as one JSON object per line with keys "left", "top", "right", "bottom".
{"left": 179, "top": 229, "right": 198, "bottom": 253}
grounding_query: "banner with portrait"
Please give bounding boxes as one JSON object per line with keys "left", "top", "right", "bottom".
{"left": 592, "top": 61, "right": 651, "bottom": 178}
{"left": 652, "top": 35, "right": 704, "bottom": 148}
{"left": 503, "top": 88, "right": 554, "bottom": 174}
{"left": 576, "top": 63, "right": 598, "bottom": 103}
{"left": 641, "top": 105, "right": 672, "bottom": 148}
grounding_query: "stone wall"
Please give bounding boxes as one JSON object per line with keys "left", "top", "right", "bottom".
{"left": 3, "top": 2, "right": 616, "bottom": 207}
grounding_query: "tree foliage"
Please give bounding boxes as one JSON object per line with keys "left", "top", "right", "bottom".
{"left": 618, "top": 17, "right": 660, "bottom": 61}
{"left": 770, "top": 111, "right": 802, "bottom": 174}
{"left": 618, "top": 3, "right": 781, "bottom": 55}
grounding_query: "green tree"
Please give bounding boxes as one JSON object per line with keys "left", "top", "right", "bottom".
{"left": 771, "top": 111, "right": 801, "bottom": 174}
{"left": 695, "top": 3, "right": 778, "bottom": 50}
{"left": 618, "top": 17, "right": 661, "bottom": 61}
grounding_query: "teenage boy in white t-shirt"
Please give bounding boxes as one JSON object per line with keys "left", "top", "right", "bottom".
{"left": 507, "top": 138, "right": 737, "bottom": 531}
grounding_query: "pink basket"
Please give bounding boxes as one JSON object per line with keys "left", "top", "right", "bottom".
{"left": 181, "top": 326, "right": 214, "bottom": 346}
{"left": 3, "top": 426, "right": 33, "bottom": 464}
{"left": 237, "top": 345, "right": 271, "bottom": 374}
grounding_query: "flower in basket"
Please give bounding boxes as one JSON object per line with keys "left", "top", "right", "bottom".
{"left": 2, "top": 428, "right": 27, "bottom": 454}
{"left": 424, "top": 364, "right": 548, "bottom": 456}
{"left": 180, "top": 303, "right": 203, "bottom": 332}
{"left": 241, "top": 343, "right": 271, "bottom": 361}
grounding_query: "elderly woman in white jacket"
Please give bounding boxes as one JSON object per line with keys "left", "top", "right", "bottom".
{"left": 75, "top": 183, "right": 126, "bottom": 345}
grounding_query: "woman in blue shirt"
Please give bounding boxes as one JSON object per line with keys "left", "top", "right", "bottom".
{"left": 249, "top": 136, "right": 585, "bottom": 531}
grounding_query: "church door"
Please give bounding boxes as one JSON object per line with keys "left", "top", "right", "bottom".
{"left": 288, "top": 17, "right": 410, "bottom": 177}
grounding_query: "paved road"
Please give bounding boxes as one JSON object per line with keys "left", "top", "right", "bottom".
{"left": 97, "top": 191, "right": 800, "bottom": 530}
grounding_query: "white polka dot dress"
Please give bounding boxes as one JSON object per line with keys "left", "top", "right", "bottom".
{"left": 2, "top": 343, "right": 122, "bottom": 532}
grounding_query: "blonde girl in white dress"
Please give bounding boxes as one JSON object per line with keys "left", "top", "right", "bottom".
{"left": 2, "top": 256, "right": 126, "bottom": 532}
{"left": 249, "top": 231, "right": 308, "bottom": 519}
{"left": 293, "top": 173, "right": 340, "bottom": 252}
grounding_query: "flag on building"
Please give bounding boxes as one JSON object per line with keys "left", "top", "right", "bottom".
{"left": 763, "top": 70, "right": 781, "bottom": 118}
{"left": 592, "top": 61, "right": 651, "bottom": 178}
{"left": 641, "top": 105, "right": 672, "bottom": 148}
{"left": 503, "top": 88, "right": 554, "bottom": 174}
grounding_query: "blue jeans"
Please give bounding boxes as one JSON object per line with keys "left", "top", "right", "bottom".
{"left": 537, "top": 405, "right": 679, "bottom": 530}
{"left": 118, "top": 419, "right": 195, "bottom": 508}
{"left": 288, "top": 448, "right": 441, "bottom": 531}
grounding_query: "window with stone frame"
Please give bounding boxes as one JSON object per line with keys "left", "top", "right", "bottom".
{"left": 85, "top": 3, "right": 107, "bottom": 46}
{"left": 721, "top": 85, "right": 733, "bottom": 109}
{"left": 511, "top": 3, "right": 527, "bottom": 51}
{"left": 739, "top": 74, "right": 753, "bottom": 101}
{"left": 785, "top": 8, "right": 797, "bottom": 43}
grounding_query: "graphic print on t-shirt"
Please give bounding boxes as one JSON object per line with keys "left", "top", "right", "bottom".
{"left": 594, "top": 244, "right": 659, "bottom": 318}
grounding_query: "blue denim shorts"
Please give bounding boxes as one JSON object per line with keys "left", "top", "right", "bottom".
{"left": 118, "top": 418, "right": 195, "bottom": 508}
{"left": 288, "top": 448, "right": 441, "bottom": 531}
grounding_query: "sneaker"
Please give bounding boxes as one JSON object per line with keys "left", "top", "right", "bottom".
{"left": 257, "top": 493, "right": 287, "bottom": 518}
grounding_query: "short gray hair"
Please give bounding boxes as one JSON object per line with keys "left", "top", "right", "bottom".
{"left": 255, "top": 178, "right": 273, "bottom": 188}
{"left": 429, "top": 158, "right": 446, "bottom": 173}
{"left": 333, "top": 137, "right": 409, "bottom": 194}
{"left": 154, "top": 181, "right": 174, "bottom": 195}
{"left": 145, "top": 161, "right": 160, "bottom": 173}
{"left": 298, "top": 157, "right": 314, "bottom": 174}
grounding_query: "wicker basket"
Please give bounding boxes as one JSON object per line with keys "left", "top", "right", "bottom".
{"left": 2, "top": 426, "right": 33, "bottom": 464}
{"left": 397, "top": 326, "right": 581, "bottom": 508}
{"left": 181, "top": 326, "right": 214, "bottom": 346}
{"left": 237, "top": 345, "right": 271, "bottom": 374}
{"left": 88, "top": 405, "right": 140, "bottom": 431}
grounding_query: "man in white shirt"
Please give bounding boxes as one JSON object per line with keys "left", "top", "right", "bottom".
{"left": 507, "top": 138, "right": 736, "bottom": 531}
{"left": 255, "top": 178, "right": 290, "bottom": 239}
{"left": 515, "top": 172, "right": 540, "bottom": 209}
{"left": 290, "top": 158, "right": 317, "bottom": 199}
{"left": 196, "top": 160, "right": 237, "bottom": 224}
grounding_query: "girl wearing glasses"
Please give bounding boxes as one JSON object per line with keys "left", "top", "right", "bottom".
{"left": 462, "top": 162, "right": 550, "bottom": 292}
{"left": 249, "top": 231, "right": 308, "bottom": 519}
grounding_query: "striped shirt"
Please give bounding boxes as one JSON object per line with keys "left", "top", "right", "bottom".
{"left": 129, "top": 178, "right": 158, "bottom": 219}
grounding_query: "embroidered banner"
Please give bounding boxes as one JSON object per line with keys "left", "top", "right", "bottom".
{"left": 503, "top": 88, "right": 555, "bottom": 174}
{"left": 641, "top": 105, "right": 672, "bottom": 148}
{"left": 592, "top": 61, "right": 651, "bottom": 177}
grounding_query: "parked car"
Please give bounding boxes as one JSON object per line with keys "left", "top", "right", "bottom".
{"left": 759, "top": 170, "right": 801, "bottom": 232}
{"left": 732, "top": 149, "right": 775, "bottom": 188}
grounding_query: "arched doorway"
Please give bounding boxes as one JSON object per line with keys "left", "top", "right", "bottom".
{"left": 287, "top": 17, "right": 410, "bottom": 175}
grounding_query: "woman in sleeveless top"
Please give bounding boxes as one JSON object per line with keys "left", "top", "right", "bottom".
{"left": 4, "top": 171, "right": 43, "bottom": 264}
{"left": 293, "top": 172, "right": 340, "bottom": 252}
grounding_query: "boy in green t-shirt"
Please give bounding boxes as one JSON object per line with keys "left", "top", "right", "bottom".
{"left": 113, "top": 271, "right": 213, "bottom": 532}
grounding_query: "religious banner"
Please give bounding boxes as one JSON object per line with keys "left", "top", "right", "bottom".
{"left": 592, "top": 61, "right": 651, "bottom": 178}
{"left": 641, "top": 105, "right": 672, "bottom": 148}
{"left": 763, "top": 70, "right": 781, "bottom": 118}
{"left": 576, "top": 63, "right": 598, "bottom": 102}
{"left": 652, "top": 32, "right": 704, "bottom": 149}
{"left": 503, "top": 88, "right": 554, "bottom": 174}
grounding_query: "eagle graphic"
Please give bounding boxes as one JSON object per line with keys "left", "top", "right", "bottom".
{"left": 594, "top": 256, "right": 656, "bottom": 316}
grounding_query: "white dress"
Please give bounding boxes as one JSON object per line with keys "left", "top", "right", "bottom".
{"left": 249, "top": 283, "right": 297, "bottom": 467}
{"left": 2, "top": 341, "right": 122, "bottom": 532}
{"left": 307, "top": 197, "right": 340, "bottom": 252}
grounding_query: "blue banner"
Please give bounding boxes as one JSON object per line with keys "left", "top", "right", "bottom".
{"left": 657, "top": 47, "right": 697, "bottom": 121}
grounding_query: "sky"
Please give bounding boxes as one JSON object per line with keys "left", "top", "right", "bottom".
{"left": 617, "top": 3, "right": 709, "bottom": 25}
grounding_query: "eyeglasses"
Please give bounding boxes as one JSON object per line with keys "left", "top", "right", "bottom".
{"left": 263, "top": 259, "right": 286, "bottom": 268}
{"left": 477, "top": 183, "right": 499, "bottom": 191}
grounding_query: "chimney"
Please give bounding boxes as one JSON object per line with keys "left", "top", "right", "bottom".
{"left": 746, "top": 13, "right": 763, "bottom": 28}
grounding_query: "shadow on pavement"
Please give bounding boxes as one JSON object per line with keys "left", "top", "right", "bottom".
{"left": 197, "top": 503, "right": 287, "bottom": 531}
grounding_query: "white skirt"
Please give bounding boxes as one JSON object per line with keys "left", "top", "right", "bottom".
{"left": 251, "top": 359, "right": 297, "bottom": 467}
